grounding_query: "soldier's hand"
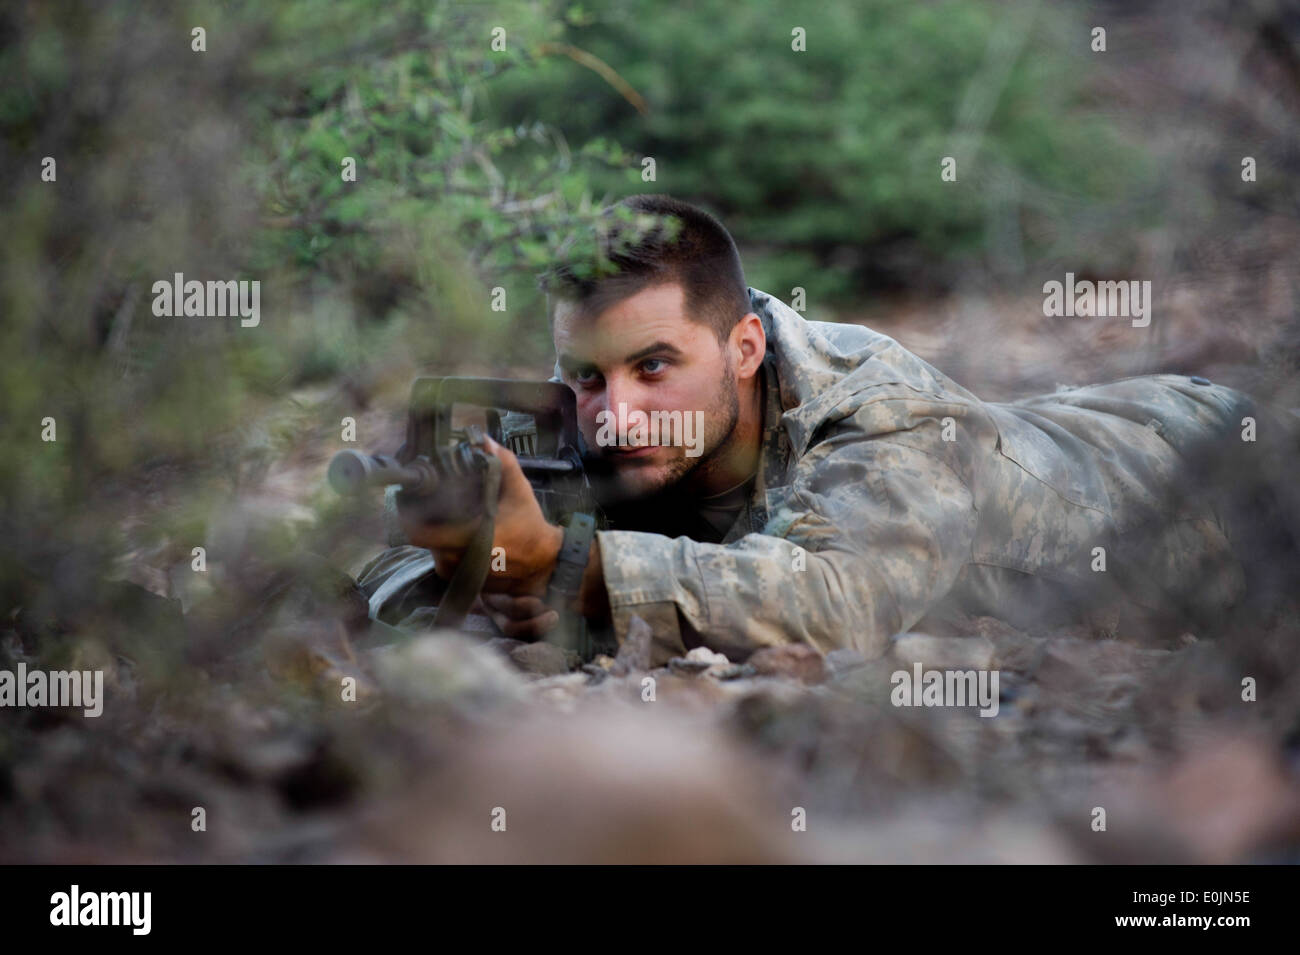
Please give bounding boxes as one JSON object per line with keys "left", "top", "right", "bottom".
{"left": 477, "top": 594, "right": 560, "bottom": 640}
{"left": 400, "top": 434, "right": 564, "bottom": 597}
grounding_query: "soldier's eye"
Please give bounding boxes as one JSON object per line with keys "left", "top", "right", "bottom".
{"left": 640, "top": 358, "right": 668, "bottom": 375}
{"left": 573, "top": 368, "right": 601, "bottom": 386}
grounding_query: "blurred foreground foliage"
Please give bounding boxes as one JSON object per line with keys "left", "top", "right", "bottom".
{"left": 0, "top": 0, "right": 640, "bottom": 651}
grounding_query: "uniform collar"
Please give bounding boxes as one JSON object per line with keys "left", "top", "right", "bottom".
{"left": 721, "top": 352, "right": 790, "bottom": 543}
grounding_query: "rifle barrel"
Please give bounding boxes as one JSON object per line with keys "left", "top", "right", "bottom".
{"left": 328, "top": 450, "right": 430, "bottom": 494}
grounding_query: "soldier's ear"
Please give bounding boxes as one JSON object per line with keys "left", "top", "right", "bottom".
{"left": 731, "top": 312, "right": 765, "bottom": 380}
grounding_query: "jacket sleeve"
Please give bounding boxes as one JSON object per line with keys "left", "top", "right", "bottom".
{"left": 594, "top": 414, "right": 978, "bottom": 663}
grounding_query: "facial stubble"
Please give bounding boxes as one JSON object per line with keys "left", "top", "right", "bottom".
{"left": 611, "top": 359, "right": 741, "bottom": 500}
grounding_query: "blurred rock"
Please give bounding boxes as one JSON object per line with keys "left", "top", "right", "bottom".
{"left": 890, "top": 633, "right": 996, "bottom": 671}
{"left": 681, "top": 646, "right": 734, "bottom": 678}
{"left": 350, "top": 706, "right": 803, "bottom": 862}
{"left": 509, "top": 641, "right": 570, "bottom": 677}
{"left": 368, "top": 632, "right": 527, "bottom": 708}
{"left": 749, "top": 644, "right": 828, "bottom": 684}
{"left": 668, "top": 656, "right": 712, "bottom": 675}
{"left": 1040, "top": 637, "right": 1170, "bottom": 680}
{"left": 1063, "top": 733, "right": 1300, "bottom": 863}
{"left": 713, "top": 663, "right": 758, "bottom": 681}
{"left": 686, "top": 646, "right": 730, "bottom": 666}
{"left": 531, "top": 672, "right": 590, "bottom": 711}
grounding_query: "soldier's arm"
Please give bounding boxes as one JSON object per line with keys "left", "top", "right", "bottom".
{"left": 585, "top": 421, "right": 978, "bottom": 665}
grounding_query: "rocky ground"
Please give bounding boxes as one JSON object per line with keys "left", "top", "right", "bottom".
{"left": 4, "top": 541, "right": 1298, "bottom": 863}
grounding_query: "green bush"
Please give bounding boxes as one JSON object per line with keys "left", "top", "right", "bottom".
{"left": 485, "top": 0, "right": 1154, "bottom": 303}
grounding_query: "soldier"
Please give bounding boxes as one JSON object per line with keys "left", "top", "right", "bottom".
{"left": 362, "top": 193, "right": 1282, "bottom": 665}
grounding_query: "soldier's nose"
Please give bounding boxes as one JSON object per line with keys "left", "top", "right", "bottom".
{"left": 603, "top": 380, "right": 650, "bottom": 447}
{"left": 603, "top": 379, "right": 630, "bottom": 413}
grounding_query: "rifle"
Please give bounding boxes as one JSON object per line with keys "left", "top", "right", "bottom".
{"left": 328, "top": 377, "right": 600, "bottom": 658}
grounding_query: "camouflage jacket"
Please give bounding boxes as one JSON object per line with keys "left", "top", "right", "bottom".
{"left": 360, "top": 287, "right": 1254, "bottom": 664}
{"left": 592, "top": 287, "right": 1252, "bottom": 663}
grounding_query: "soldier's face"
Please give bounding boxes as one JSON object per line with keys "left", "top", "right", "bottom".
{"left": 553, "top": 282, "right": 741, "bottom": 501}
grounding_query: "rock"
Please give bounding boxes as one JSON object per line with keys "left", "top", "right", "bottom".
{"left": 223, "top": 734, "right": 316, "bottom": 784}
{"left": 748, "top": 644, "right": 828, "bottom": 684}
{"left": 668, "top": 657, "right": 712, "bottom": 675}
{"left": 509, "top": 641, "right": 571, "bottom": 677}
{"left": 353, "top": 706, "right": 800, "bottom": 862}
{"left": 369, "top": 632, "right": 527, "bottom": 707}
{"left": 1033, "top": 637, "right": 1170, "bottom": 688}
{"left": 889, "top": 633, "right": 996, "bottom": 671}
{"left": 686, "top": 647, "right": 730, "bottom": 666}
{"left": 712, "top": 663, "right": 758, "bottom": 681}
{"left": 531, "top": 672, "right": 590, "bottom": 711}
{"left": 671, "top": 647, "right": 734, "bottom": 678}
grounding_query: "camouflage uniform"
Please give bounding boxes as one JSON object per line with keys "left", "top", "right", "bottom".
{"left": 362, "top": 287, "right": 1260, "bottom": 664}
{"left": 590, "top": 288, "right": 1257, "bottom": 662}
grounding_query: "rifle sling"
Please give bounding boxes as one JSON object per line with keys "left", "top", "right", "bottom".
{"left": 432, "top": 454, "right": 501, "bottom": 630}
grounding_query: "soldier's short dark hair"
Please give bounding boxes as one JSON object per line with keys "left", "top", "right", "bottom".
{"left": 539, "top": 194, "right": 751, "bottom": 342}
